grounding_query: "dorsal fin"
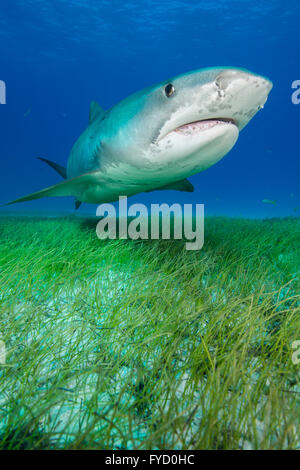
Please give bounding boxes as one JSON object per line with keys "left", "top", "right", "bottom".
{"left": 89, "top": 101, "right": 105, "bottom": 124}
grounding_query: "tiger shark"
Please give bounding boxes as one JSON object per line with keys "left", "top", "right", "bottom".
{"left": 5, "top": 67, "right": 272, "bottom": 208}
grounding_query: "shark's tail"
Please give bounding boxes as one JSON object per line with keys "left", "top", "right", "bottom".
{"left": 37, "top": 157, "right": 67, "bottom": 179}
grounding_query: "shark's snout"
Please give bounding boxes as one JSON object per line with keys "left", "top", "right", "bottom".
{"left": 213, "top": 69, "right": 273, "bottom": 130}
{"left": 215, "top": 69, "right": 272, "bottom": 93}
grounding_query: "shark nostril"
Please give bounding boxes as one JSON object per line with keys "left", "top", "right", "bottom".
{"left": 215, "top": 80, "right": 225, "bottom": 98}
{"left": 215, "top": 70, "right": 241, "bottom": 92}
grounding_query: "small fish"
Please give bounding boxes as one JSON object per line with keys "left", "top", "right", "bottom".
{"left": 24, "top": 108, "right": 31, "bottom": 118}
{"left": 262, "top": 199, "right": 277, "bottom": 205}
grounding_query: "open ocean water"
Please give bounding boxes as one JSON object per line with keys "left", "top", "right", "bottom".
{"left": 0, "top": 0, "right": 299, "bottom": 217}
{"left": 0, "top": 0, "right": 299, "bottom": 453}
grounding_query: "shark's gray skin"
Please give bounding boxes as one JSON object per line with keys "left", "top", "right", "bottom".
{"left": 6, "top": 67, "right": 272, "bottom": 207}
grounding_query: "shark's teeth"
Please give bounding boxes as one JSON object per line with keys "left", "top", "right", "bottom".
{"left": 174, "top": 119, "right": 234, "bottom": 136}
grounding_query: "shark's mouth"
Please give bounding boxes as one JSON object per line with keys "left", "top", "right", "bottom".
{"left": 173, "top": 118, "right": 236, "bottom": 136}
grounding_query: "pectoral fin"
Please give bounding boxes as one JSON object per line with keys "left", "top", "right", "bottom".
{"left": 75, "top": 200, "right": 82, "bottom": 210}
{"left": 3, "top": 172, "right": 99, "bottom": 206}
{"left": 150, "top": 178, "right": 194, "bottom": 193}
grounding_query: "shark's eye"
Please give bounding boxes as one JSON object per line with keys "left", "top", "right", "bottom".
{"left": 165, "top": 83, "right": 175, "bottom": 97}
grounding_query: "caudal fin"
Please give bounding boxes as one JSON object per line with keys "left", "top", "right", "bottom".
{"left": 37, "top": 157, "right": 67, "bottom": 179}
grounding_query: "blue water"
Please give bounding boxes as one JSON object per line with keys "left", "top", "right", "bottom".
{"left": 0, "top": 0, "right": 299, "bottom": 218}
